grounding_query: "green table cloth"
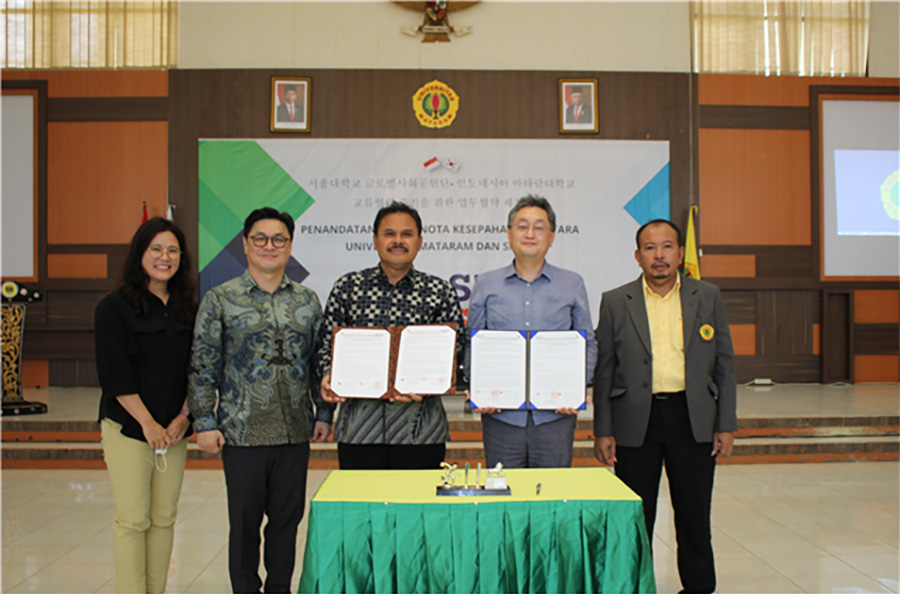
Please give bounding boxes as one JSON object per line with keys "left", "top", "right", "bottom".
{"left": 299, "top": 467, "right": 655, "bottom": 593}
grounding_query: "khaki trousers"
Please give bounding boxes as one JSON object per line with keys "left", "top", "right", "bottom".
{"left": 101, "top": 418, "right": 187, "bottom": 593}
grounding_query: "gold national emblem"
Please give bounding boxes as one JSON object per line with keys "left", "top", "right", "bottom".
{"left": 412, "top": 80, "right": 459, "bottom": 129}
{"left": 699, "top": 324, "right": 715, "bottom": 341}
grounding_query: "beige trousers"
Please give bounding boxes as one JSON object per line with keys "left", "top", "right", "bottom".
{"left": 101, "top": 418, "right": 187, "bottom": 593}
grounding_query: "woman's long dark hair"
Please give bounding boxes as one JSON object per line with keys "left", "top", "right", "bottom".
{"left": 120, "top": 217, "right": 197, "bottom": 324}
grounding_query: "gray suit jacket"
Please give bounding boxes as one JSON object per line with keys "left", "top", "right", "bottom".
{"left": 593, "top": 276, "right": 737, "bottom": 447}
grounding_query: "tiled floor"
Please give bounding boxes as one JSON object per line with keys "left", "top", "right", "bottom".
{"left": 3, "top": 463, "right": 897, "bottom": 593}
{"left": 2, "top": 383, "right": 899, "bottom": 593}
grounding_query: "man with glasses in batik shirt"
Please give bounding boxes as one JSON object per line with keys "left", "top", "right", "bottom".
{"left": 188, "top": 207, "right": 331, "bottom": 594}
{"left": 318, "top": 201, "right": 466, "bottom": 470}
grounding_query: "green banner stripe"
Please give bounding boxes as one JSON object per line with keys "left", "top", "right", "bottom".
{"left": 198, "top": 140, "right": 313, "bottom": 215}
{"left": 198, "top": 140, "right": 315, "bottom": 271}
{"left": 198, "top": 181, "right": 244, "bottom": 270}
{"left": 198, "top": 219, "right": 232, "bottom": 272}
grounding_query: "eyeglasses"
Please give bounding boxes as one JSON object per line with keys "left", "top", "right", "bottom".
{"left": 250, "top": 234, "right": 289, "bottom": 249}
{"left": 147, "top": 245, "right": 181, "bottom": 259}
{"left": 512, "top": 222, "right": 550, "bottom": 235}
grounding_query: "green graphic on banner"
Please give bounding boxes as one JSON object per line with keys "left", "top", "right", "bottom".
{"left": 198, "top": 140, "right": 314, "bottom": 271}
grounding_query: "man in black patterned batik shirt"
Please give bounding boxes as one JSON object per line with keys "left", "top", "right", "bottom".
{"left": 318, "top": 201, "right": 465, "bottom": 470}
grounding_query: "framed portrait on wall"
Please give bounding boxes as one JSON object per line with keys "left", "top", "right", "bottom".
{"left": 271, "top": 77, "right": 310, "bottom": 133}
{"left": 559, "top": 79, "right": 598, "bottom": 134}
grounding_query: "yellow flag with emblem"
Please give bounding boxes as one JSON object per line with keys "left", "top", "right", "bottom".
{"left": 684, "top": 205, "right": 700, "bottom": 279}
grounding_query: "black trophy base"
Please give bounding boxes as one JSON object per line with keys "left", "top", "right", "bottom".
{"left": 2, "top": 400, "right": 48, "bottom": 416}
{"left": 436, "top": 486, "right": 512, "bottom": 496}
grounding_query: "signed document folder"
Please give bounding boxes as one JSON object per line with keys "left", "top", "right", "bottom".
{"left": 330, "top": 324, "right": 457, "bottom": 399}
{"left": 469, "top": 330, "right": 586, "bottom": 410}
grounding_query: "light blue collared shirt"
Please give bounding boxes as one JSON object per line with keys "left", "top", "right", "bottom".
{"left": 467, "top": 261, "right": 598, "bottom": 427}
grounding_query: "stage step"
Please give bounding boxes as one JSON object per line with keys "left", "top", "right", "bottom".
{"left": 3, "top": 416, "right": 898, "bottom": 469}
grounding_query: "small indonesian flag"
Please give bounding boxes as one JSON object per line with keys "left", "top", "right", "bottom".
{"left": 141, "top": 202, "right": 148, "bottom": 224}
{"left": 423, "top": 156, "right": 440, "bottom": 171}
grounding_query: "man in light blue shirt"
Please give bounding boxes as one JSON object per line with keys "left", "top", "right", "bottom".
{"left": 468, "top": 195, "right": 598, "bottom": 467}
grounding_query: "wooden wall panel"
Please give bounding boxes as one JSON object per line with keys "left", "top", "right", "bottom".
{"left": 755, "top": 246, "right": 816, "bottom": 279}
{"left": 47, "top": 254, "right": 108, "bottom": 278}
{"left": 23, "top": 331, "right": 95, "bottom": 359}
{"left": 45, "top": 291, "right": 106, "bottom": 329}
{"left": 823, "top": 291, "right": 853, "bottom": 383}
{"left": 49, "top": 360, "right": 98, "bottom": 387}
{"left": 699, "top": 129, "right": 811, "bottom": 246}
{"left": 1, "top": 70, "right": 167, "bottom": 98}
{"left": 48, "top": 122, "right": 167, "bottom": 244}
{"left": 7, "top": 67, "right": 892, "bottom": 388}
{"left": 169, "top": 69, "right": 695, "bottom": 276}
{"left": 698, "top": 77, "right": 896, "bottom": 385}
{"left": 168, "top": 70, "right": 691, "bottom": 141}
{"left": 49, "top": 97, "right": 168, "bottom": 122}
{"left": 703, "top": 246, "right": 815, "bottom": 283}
{"left": 735, "top": 355, "right": 820, "bottom": 383}
{"left": 698, "top": 74, "right": 900, "bottom": 106}
{"left": 21, "top": 299, "right": 48, "bottom": 329}
{"left": 46, "top": 244, "right": 129, "bottom": 284}
{"left": 854, "top": 355, "right": 900, "bottom": 383}
{"left": 730, "top": 324, "right": 757, "bottom": 356}
{"left": 854, "top": 325, "right": 900, "bottom": 355}
{"left": 854, "top": 290, "right": 900, "bottom": 324}
{"left": 21, "top": 359, "right": 49, "bottom": 388}
{"left": 756, "top": 290, "right": 819, "bottom": 356}
{"left": 721, "top": 291, "right": 756, "bottom": 323}
{"left": 719, "top": 286, "right": 827, "bottom": 382}
{"left": 701, "top": 254, "right": 756, "bottom": 278}
{"left": 699, "top": 105, "right": 809, "bottom": 129}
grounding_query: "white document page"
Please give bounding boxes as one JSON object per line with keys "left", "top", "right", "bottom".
{"left": 394, "top": 325, "right": 456, "bottom": 395}
{"left": 469, "top": 330, "right": 527, "bottom": 409}
{"left": 529, "top": 331, "right": 586, "bottom": 410}
{"left": 330, "top": 328, "right": 391, "bottom": 398}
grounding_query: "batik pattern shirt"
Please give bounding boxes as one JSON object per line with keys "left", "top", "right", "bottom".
{"left": 189, "top": 271, "right": 331, "bottom": 446}
{"left": 318, "top": 265, "right": 466, "bottom": 445}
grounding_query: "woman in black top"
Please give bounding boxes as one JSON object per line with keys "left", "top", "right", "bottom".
{"left": 95, "top": 217, "right": 197, "bottom": 594}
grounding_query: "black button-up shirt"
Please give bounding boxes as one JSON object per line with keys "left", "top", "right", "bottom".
{"left": 95, "top": 289, "right": 194, "bottom": 442}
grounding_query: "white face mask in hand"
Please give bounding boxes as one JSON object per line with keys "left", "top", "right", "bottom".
{"left": 155, "top": 447, "right": 168, "bottom": 473}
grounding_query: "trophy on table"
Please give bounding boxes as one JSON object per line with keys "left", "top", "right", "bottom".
{"left": 436, "top": 461, "right": 511, "bottom": 496}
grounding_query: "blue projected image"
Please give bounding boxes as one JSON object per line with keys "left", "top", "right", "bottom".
{"left": 835, "top": 150, "right": 900, "bottom": 236}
